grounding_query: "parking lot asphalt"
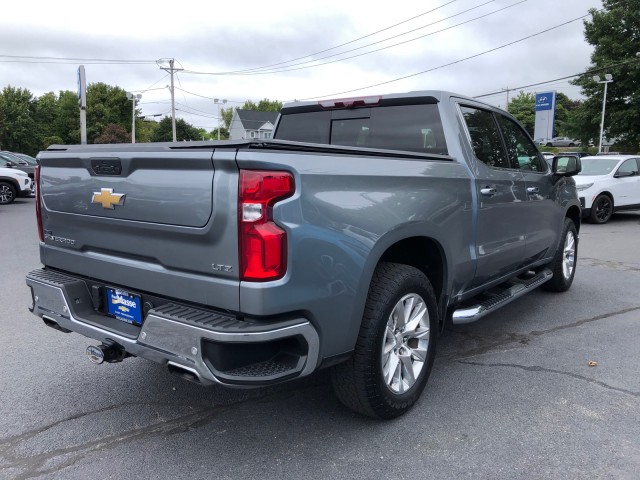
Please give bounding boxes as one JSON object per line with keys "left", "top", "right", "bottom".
{"left": 1, "top": 198, "right": 639, "bottom": 480}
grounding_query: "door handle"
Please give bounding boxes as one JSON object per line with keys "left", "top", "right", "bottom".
{"left": 527, "top": 187, "right": 540, "bottom": 194}
{"left": 480, "top": 187, "right": 497, "bottom": 196}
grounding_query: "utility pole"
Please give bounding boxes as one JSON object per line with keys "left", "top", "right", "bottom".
{"left": 126, "top": 92, "right": 142, "bottom": 143}
{"left": 502, "top": 87, "right": 510, "bottom": 112}
{"left": 77, "top": 66, "right": 87, "bottom": 144}
{"left": 158, "top": 58, "right": 183, "bottom": 142}
{"left": 214, "top": 98, "right": 227, "bottom": 140}
{"left": 593, "top": 74, "right": 613, "bottom": 154}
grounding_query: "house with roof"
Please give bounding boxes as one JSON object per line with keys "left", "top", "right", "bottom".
{"left": 228, "top": 109, "right": 279, "bottom": 140}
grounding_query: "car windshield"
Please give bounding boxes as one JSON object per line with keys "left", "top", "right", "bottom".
{"left": 15, "top": 154, "right": 37, "bottom": 165}
{"left": 578, "top": 158, "right": 620, "bottom": 176}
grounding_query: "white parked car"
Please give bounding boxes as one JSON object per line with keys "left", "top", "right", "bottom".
{"left": 0, "top": 166, "right": 33, "bottom": 204}
{"left": 574, "top": 155, "right": 640, "bottom": 223}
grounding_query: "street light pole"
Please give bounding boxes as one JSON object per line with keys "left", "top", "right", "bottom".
{"left": 592, "top": 74, "right": 613, "bottom": 153}
{"left": 126, "top": 92, "right": 142, "bottom": 144}
{"left": 214, "top": 98, "right": 227, "bottom": 140}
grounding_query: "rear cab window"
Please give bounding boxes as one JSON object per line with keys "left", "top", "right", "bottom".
{"left": 275, "top": 101, "right": 448, "bottom": 155}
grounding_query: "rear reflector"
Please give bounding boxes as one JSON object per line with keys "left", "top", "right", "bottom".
{"left": 34, "top": 165, "right": 43, "bottom": 242}
{"left": 239, "top": 170, "right": 294, "bottom": 281}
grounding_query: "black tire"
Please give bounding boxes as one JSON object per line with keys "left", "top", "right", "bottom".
{"left": 331, "top": 262, "right": 438, "bottom": 419}
{"left": 543, "top": 218, "right": 578, "bottom": 292}
{"left": 0, "top": 182, "right": 17, "bottom": 205}
{"left": 569, "top": 143, "right": 575, "bottom": 147}
{"left": 589, "top": 194, "right": 613, "bottom": 224}
{"left": 546, "top": 142, "right": 552, "bottom": 147}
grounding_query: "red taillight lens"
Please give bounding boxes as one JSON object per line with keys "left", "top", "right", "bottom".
{"left": 239, "top": 170, "right": 294, "bottom": 281}
{"left": 34, "top": 165, "right": 43, "bottom": 242}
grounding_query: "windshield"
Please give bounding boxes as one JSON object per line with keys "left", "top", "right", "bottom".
{"left": 15, "top": 154, "right": 37, "bottom": 165}
{"left": 578, "top": 158, "right": 620, "bottom": 176}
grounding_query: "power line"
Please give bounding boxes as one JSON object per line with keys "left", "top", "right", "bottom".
{"left": 296, "top": 10, "right": 596, "bottom": 101}
{"left": 0, "top": 54, "right": 156, "bottom": 64}
{"left": 206, "top": 0, "right": 460, "bottom": 75}
{"left": 473, "top": 57, "right": 640, "bottom": 99}
{"left": 182, "top": 0, "right": 519, "bottom": 76}
{"left": 173, "top": 86, "right": 244, "bottom": 103}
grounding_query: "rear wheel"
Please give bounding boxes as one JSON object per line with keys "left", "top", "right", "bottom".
{"left": 0, "top": 182, "right": 16, "bottom": 204}
{"left": 331, "top": 262, "right": 438, "bottom": 419}
{"left": 543, "top": 218, "right": 578, "bottom": 292}
{"left": 589, "top": 195, "right": 613, "bottom": 224}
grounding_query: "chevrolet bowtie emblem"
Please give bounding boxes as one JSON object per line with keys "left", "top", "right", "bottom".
{"left": 92, "top": 188, "right": 126, "bottom": 209}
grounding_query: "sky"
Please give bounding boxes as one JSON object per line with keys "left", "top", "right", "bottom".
{"left": 1, "top": 0, "right": 604, "bottom": 132}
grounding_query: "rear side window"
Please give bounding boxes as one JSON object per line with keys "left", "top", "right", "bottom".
{"left": 276, "top": 104, "right": 448, "bottom": 155}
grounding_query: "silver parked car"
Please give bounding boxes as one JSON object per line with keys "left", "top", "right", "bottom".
{"left": 544, "top": 137, "right": 581, "bottom": 147}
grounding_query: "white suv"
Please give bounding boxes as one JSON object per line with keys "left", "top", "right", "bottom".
{"left": 574, "top": 155, "right": 640, "bottom": 223}
{"left": 0, "top": 166, "right": 33, "bottom": 204}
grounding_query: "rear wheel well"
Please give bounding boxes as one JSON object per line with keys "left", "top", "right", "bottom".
{"left": 378, "top": 237, "right": 445, "bottom": 314}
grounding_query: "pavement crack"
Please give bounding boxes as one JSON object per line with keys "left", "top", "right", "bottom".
{"left": 0, "top": 406, "right": 224, "bottom": 480}
{"left": 447, "top": 305, "right": 640, "bottom": 359}
{"left": 457, "top": 361, "right": 640, "bottom": 398}
{"left": 580, "top": 257, "right": 640, "bottom": 272}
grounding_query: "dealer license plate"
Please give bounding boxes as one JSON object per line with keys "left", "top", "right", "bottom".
{"left": 106, "top": 288, "right": 142, "bottom": 326}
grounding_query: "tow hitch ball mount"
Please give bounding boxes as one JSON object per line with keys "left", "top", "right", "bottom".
{"left": 86, "top": 341, "right": 128, "bottom": 364}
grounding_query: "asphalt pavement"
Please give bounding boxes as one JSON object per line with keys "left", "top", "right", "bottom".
{"left": 1, "top": 198, "right": 639, "bottom": 480}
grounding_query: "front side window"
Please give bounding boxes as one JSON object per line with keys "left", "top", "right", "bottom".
{"left": 460, "top": 106, "right": 509, "bottom": 169}
{"left": 495, "top": 115, "right": 546, "bottom": 172}
{"left": 617, "top": 158, "right": 639, "bottom": 175}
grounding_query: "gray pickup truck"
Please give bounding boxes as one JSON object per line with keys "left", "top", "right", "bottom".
{"left": 26, "top": 91, "right": 582, "bottom": 418}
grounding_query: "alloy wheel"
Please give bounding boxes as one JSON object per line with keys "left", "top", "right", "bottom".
{"left": 381, "top": 293, "right": 430, "bottom": 394}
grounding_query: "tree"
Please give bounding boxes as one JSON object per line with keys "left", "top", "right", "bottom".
{"left": 0, "top": 86, "right": 37, "bottom": 153}
{"left": 151, "top": 117, "right": 202, "bottom": 142}
{"left": 86, "top": 83, "right": 131, "bottom": 144}
{"left": 210, "top": 127, "right": 229, "bottom": 140}
{"left": 571, "top": 0, "right": 640, "bottom": 149}
{"left": 33, "top": 92, "right": 59, "bottom": 151}
{"left": 55, "top": 90, "right": 81, "bottom": 145}
{"left": 508, "top": 92, "right": 535, "bottom": 135}
{"left": 94, "top": 124, "right": 131, "bottom": 144}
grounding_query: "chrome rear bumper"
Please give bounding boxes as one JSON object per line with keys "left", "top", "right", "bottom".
{"left": 26, "top": 269, "right": 320, "bottom": 386}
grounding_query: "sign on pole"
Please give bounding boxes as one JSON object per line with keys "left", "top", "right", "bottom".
{"left": 78, "top": 66, "right": 87, "bottom": 144}
{"left": 533, "top": 91, "right": 556, "bottom": 141}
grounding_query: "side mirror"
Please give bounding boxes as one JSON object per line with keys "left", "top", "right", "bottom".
{"left": 5, "top": 161, "right": 15, "bottom": 167}
{"left": 614, "top": 170, "right": 635, "bottom": 178}
{"left": 552, "top": 155, "right": 581, "bottom": 177}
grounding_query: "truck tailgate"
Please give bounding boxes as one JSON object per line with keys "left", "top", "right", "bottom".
{"left": 38, "top": 148, "right": 240, "bottom": 310}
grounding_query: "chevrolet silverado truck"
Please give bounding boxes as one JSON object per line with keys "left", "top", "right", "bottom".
{"left": 26, "top": 91, "right": 582, "bottom": 418}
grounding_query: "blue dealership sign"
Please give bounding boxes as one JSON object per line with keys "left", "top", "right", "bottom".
{"left": 535, "top": 92, "right": 554, "bottom": 111}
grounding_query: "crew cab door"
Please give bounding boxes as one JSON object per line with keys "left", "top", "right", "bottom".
{"left": 459, "top": 105, "right": 529, "bottom": 286}
{"left": 494, "top": 114, "right": 558, "bottom": 263}
{"left": 612, "top": 158, "right": 640, "bottom": 207}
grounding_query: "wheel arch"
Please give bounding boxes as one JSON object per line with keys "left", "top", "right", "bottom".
{"left": 566, "top": 205, "right": 582, "bottom": 233}
{"left": 0, "top": 176, "right": 20, "bottom": 191}
{"left": 377, "top": 237, "right": 446, "bottom": 310}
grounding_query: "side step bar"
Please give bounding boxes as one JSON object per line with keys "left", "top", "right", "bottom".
{"left": 451, "top": 269, "right": 553, "bottom": 325}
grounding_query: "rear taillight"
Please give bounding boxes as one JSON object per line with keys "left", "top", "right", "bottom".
{"left": 239, "top": 170, "right": 294, "bottom": 281}
{"left": 34, "top": 165, "right": 43, "bottom": 242}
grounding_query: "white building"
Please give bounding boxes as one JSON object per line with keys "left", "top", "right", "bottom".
{"left": 229, "top": 109, "right": 279, "bottom": 140}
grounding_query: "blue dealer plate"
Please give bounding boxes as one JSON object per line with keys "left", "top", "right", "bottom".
{"left": 106, "top": 288, "right": 142, "bottom": 326}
